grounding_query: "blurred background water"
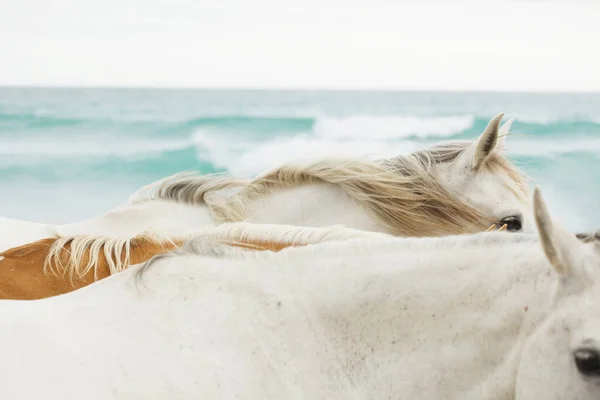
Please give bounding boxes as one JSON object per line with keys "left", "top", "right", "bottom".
{"left": 1, "top": 87, "right": 598, "bottom": 231}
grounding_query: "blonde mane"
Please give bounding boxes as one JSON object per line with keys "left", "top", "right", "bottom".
{"left": 210, "top": 142, "right": 529, "bottom": 236}
{"left": 43, "top": 233, "right": 181, "bottom": 284}
{"left": 45, "top": 223, "right": 390, "bottom": 282}
{"left": 127, "top": 171, "right": 249, "bottom": 205}
{"left": 136, "top": 223, "right": 543, "bottom": 282}
{"left": 121, "top": 141, "right": 529, "bottom": 238}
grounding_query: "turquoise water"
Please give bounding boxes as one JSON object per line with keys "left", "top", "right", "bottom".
{"left": 1, "top": 87, "right": 599, "bottom": 231}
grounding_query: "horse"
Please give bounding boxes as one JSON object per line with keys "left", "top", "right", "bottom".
{"left": 0, "top": 223, "right": 389, "bottom": 300}
{"left": 0, "top": 113, "right": 531, "bottom": 253}
{"left": 0, "top": 187, "right": 597, "bottom": 399}
{"left": 134, "top": 112, "right": 532, "bottom": 237}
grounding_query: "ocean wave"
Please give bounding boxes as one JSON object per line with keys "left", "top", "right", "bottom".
{"left": 180, "top": 116, "right": 315, "bottom": 135}
{"left": 0, "top": 110, "right": 317, "bottom": 138}
{"left": 313, "top": 115, "right": 475, "bottom": 139}
{"left": 0, "top": 147, "right": 219, "bottom": 181}
{"left": 0, "top": 111, "right": 177, "bottom": 136}
{"left": 2, "top": 126, "right": 599, "bottom": 176}
{"left": 183, "top": 114, "right": 600, "bottom": 140}
{"left": 182, "top": 114, "right": 479, "bottom": 140}
{"left": 0, "top": 111, "right": 89, "bottom": 129}
{"left": 503, "top": 113, "right": 600, "bottom": 125}
{"left": 0, "top": 138, "right": 191, "bottom": 159}
{"left": 192, "top": 128, "right": 600, "bottom": 177}
{"left": 192, "top": 130, "right": 424, "bottom": 176}
{"left": 5, "top": 107, "right": 600, "bottom": 142}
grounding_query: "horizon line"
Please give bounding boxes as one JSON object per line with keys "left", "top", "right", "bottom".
{"left": 1, "top": 84, "right": 600, "bottom": 95}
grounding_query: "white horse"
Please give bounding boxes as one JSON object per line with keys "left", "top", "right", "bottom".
{"left": 0, "top": 113, "right": 531, "bottom": 252}
{"left": 148, "top": 113, "right": 533, "bottom": 237}
{"left": 0, "top": 188, "right": 597, "bottom": 399}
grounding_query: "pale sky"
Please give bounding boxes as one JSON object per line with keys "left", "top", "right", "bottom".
{"left": 1, "top": 0, "right": 600, "bottom": 91}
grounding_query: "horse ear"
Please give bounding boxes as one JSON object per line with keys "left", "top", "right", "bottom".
{"left": 471, "top": 112, "right": 504, "bottom": 170}
{"left": 496, "top": 117, "right": 514, "bottom": 151}
{"left": 456, "top": 113, "right": 504, "bottom": 172}
{"left": 533, "top": 186, "right": 585, "bottom": 281}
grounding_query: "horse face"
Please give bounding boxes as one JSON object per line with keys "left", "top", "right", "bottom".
{"left": 437, "top": 113, "right": 534, "bottom": 233}
{"left": 517, "top": 190, "right": 600, "bottom": 399}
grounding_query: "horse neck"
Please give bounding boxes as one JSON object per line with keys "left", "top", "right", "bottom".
{"left": 0, "top": 239, "right": 68, "bottom": 300}
{"left": 0, "top": 236, "right": 185, "bottom": 301}
{"left": 59, "top": 236, "right": 186, "bottom": 283}
{"left": 56, "top": 199, "right": 215, "bottom": 237}
{"left": 290, "top": 240, "right": 553, "bottom": 398}
{"left": 128, "top": 238, "right": 184, "bottom": 265}
{"left": 0, "top": 218, "right": 57, "bottom": 252}
{"left": 244, "top": 184, "right": 394, "bottom": 234}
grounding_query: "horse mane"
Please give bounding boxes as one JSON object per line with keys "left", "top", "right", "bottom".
{"left": 127, "top": 171, "right": 249, "bottom": 205}
{"left": 382, "top": 141, "right": 530, "bottom": 203}
{"left": 45, "top": 223, "right": 390, "bottom": 282}
{"left": 134, "top": 223, "right": 392, "bottom": 282}
{"left": 209, "top": 142, "right": 529, "bottom": 237}
{"left": 137, "top": 227, "right": 541, "bottom": 282}
{"left": 123, "top": 140, "right": 529, "bottom": 237}
{"left": 43, "top": 232, "right": 184, "bottom": 284}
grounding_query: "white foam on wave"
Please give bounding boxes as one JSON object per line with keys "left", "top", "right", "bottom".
{"left": 313, "top": 115, "right": 474, "bottom": 139}
{"left": 192, "top": 129, "right": 423, "bottom": 177}
{"left": 507, "top": 113, "right": 600, "bottom": 125}
{"left": 192, "top": 127, "right": 600, "bottom": 178}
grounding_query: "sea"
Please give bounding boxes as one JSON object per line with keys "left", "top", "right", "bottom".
{"left": 0, "top": 87, "right": 599, "bottom": 232}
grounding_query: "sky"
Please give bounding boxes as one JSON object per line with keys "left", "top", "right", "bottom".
{"left": 1, "top": 0, "right": 600, "bottom": 91}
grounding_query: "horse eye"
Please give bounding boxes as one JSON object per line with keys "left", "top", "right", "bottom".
{"left": 574, "top": 348, "right": 600, "bottom": 376}
{"left": 500, "top": 216, "right": 522, "bottom": 232}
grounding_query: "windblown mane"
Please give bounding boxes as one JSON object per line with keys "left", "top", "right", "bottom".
{"left": 45, "top": 223, "right": 390, "bottom": 282}
{"left": 127, "top": 171, "right": 249, "bottom": 205}
{"left": 124, "top": 141, "right": 529, "bottom": 237}
{"left": 209, "top": 142, "right": 529, "bottom": 236}
{"left": 44, "top": 233, "right": 183, "bottom": 283}
{"left": 382, "top": 141, "right": 529, "bottom": 204}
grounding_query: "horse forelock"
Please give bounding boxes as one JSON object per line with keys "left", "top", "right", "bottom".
{"left": 387, "top": 139, "right": 530, "bottom": 214}
{"left": 404, "top": 141, "right": 529, "bottom": 198}
{"left": 485, "top": 155, "right": 531, "bottom": 203}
